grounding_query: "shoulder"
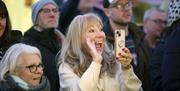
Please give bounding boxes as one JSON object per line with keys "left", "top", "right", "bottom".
{"left": 0, "top": 80, "right": 13, "bottom": 90}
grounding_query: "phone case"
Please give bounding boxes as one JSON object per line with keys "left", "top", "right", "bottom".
{"left": 114, "top": 29, "right": 125, "bottom": 57}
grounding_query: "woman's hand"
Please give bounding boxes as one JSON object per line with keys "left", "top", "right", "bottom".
{"left": 116, "top": 47, "right": 132, "bottom": 70}
{"left": 86, "top": 37, "right": 102, "bottom": 64}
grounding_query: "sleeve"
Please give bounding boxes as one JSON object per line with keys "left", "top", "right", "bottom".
{"left": 117, "top": 64, "right": 143, "bottom": 91}
{"left": 59, "top": 62, "right": 102, "bottom": 91}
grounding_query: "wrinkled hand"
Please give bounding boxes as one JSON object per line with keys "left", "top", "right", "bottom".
{"left": 116, "top": 47, "right": 132, "bottom": 70}
{"left": 86, "top": 37, "right": 102, "bottom": 64}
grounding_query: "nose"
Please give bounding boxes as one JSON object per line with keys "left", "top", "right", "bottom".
{"left": 35, "top": 66, "right": 43, "bottom": 74}
{"left": 96, "top": 31, "right": 106, "bottom": 39}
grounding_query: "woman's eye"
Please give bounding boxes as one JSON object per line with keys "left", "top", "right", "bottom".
{"left": 89, "top": 29, "right": 94, "bottom": 33}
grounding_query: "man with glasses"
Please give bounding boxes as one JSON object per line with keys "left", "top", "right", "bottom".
{"left": 143, "top": 7, "right": 167, "bottom": 49}
{"left": 103, "top": 0, "right": 152, "bottom": 91}
{"left": 22, "top": 0, "right": 64, "bottom": 91}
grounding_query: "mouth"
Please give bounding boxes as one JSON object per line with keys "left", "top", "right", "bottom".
{"left": 32, "top": 77, "right": 41, "bottom": 80}
{"left": 95, "top": 40, "right": 104, "bottom": 53}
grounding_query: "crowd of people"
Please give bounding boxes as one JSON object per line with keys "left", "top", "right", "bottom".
{"left": 0, "top": 0, "right": 180, "bottom": 91}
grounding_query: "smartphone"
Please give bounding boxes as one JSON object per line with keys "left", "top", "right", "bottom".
{"left": 114, "top": 29, "right": 125, "bottom": 57}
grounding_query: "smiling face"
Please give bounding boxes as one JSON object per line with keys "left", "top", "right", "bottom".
{"left": 81, "top": 21, "right": 105, "bottom": 55}
{"left": 15, "top": 53, "right": 43, "bottom": 86}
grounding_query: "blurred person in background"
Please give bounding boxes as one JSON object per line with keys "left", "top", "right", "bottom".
{"left": 103, "top": 0, "right": 152, "bottom": 90}
{"left": 143, "top": 6, "right": 167, "bottom": 91}
{"left": 57, "top": 13, "right": 142, "bottom": 91}
{"left": 58, "top": 0, "right": 108, "bottom": 34}
{"left": 143, "top": 7, "right": 167, "bottom": 49}
{"left": 22, "top": 0, "right": 64, "bottom": 91}
{"left": 0, "top": 43, "right": 50, "bottom": 91}
{"left": 0, "top": 0, "right": 22, "bottom": 60}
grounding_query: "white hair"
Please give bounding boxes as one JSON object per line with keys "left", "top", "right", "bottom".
{"left": 0, "top": 43, "right": 41, "bottom": 81}
{"left": 143, "top": 7, "right": 166, "bottom": 21}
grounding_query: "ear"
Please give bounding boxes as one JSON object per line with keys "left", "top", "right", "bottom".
{"left": 104, "top": 8, "right": 111, "bottom": 17}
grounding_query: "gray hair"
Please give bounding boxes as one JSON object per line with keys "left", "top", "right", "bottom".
{"left": 0, "top": 43, "right": 41, "bottom": 81}
{"left": 143, "top": 7, "right": 166, "bottom": 21}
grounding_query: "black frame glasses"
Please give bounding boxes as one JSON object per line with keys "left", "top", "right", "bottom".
{"left": 150, "top": 19, "right": 167, "bottom": 25}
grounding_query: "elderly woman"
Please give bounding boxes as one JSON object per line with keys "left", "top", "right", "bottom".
{"left": 57, "top": 13, "right": 142, "bottom": 91}
{"left": 0, "top": 43, "right": 50, "bottom": 91}
{"left": 0, "top": 0, "right": 22, "bottom": 60}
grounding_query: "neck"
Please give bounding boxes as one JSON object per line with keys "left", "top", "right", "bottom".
{"left": 109, "top": 20, "right": 129, "bottom": 36}
{"left": 144, "top": 28, "right": 157, "bottom": 48}
{"left": 144, "top": 34, "right": 156, "bottom": 48}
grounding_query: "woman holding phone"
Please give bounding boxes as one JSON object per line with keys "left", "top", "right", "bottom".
{"left": 57, "top": 13, "right": 142, "bottom": 91}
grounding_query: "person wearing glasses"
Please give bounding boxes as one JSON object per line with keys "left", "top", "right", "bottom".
{"left": 22, "top": 0, "right": 64, "bottom": 91}
{"left": 103, "top": 0, "right": 152, "bottom": 91}
{"left": 143, "top": 7, "right": 167, "bottom": 49}
{"left": 0, "top": 43, "right": 50, "bottom": 91}
{"left": 57, "top": 13, "right": 142, "bottom": 91}
{"left": 142, "top": 7, "right": 167, "bottom": 91}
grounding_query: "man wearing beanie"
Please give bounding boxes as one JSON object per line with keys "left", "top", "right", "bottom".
{"left": 22, "top": 0, "right": 64, "bottom": 91}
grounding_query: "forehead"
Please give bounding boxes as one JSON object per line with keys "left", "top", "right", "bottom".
{"left": 17, "top": 53, "right": 41, "bottom": 66}
{"left": 151, "top": 10, "right": 167, "bottom": 19}
{"left": 42, "top": 3, "right": 57, "bottom": 9}
{"left": 87, "top": 20, "right": 102, "bottom": 28}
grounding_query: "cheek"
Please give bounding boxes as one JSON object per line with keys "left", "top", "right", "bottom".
{"left": 16, "top": 70, "right": 33, "bottom": 83}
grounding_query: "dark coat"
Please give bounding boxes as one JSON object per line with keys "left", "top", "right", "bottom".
{"left": 162, "top": 19, "right": 180, "bottom": 91}
{"left": 0, "top": 30, "right": 22, "bottom": 60}
{"left": 22, "top": 27, "right": 64, "bottom": 91}
{"left": 103, "top": 20, "right": 152, "bottom": 91}
{"left": 148, "top": 27, "right": 172, "bottom": 91}
{"left": 0, "top": 75, "right": 50, "bottom": 91}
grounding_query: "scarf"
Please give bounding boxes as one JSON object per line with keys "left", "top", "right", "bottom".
{"left": 6, "top": 75, "right": 50, "bottom": 91}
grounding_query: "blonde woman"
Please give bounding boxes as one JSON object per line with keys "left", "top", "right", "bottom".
{"left": 57, "top": 13, "right": 142, "bottom": 91}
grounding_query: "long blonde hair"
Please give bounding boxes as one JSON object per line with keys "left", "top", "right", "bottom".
{"left": 57, "top": 13, "right": 117, "bottom": 77}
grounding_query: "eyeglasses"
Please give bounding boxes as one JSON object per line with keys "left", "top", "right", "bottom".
{"left": 39, "top": 8, "right": 59, "bottom": 14}
{"left": 17, "top": 63, "right": 44, "bottom": 73}
{"left": 109, "top": 2, "right": 133, "bottom": 9}
{"left": 150, "top": 19, "right": 167, "bottom": 25}
{"left": 26, "top": 63, "right": 44, "bottom": 73}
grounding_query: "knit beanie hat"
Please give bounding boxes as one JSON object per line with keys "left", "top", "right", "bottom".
{"left": 167, "top": 0, "right": 180, "bottom": 26}
{"left": 32, "top": 0, "right": 58, "bottom": 24}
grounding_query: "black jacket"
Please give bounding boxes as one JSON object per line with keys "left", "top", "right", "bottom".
{"left": 0, "top": 30, "right": 22, "bottom": 60}
{"left": 0, "top": 75, "right": 50, "bottom": 91}
{"left": 22, "top": 27, "right": 64, "bottom": 91}
{"left": 162, "top": 19, "right": 180, "bottom": 91}
{"left": 103, "top": 20, "right": 152, "bottom": 91}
